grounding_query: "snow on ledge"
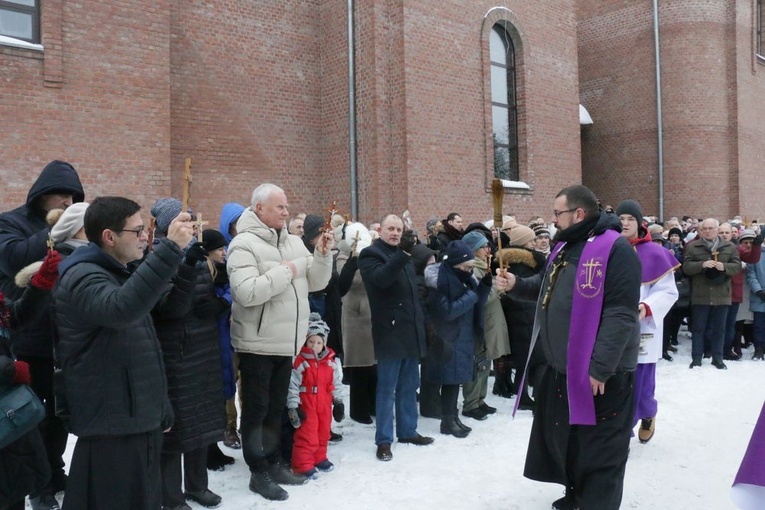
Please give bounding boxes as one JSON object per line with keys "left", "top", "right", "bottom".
{"left": 0, "top": 35, "right": 43, "bottom": 51}
{"left": 500, "top": 179, "right": 531, "bottom": 190}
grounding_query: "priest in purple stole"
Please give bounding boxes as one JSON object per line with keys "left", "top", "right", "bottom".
{"left": 615, "top": 200, "right": 679, "bottom": 445}
{"left": 507, "top": 185, "right": 641, "bottom": 510}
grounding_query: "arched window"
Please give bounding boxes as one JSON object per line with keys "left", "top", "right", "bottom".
{"left": 490, "top": 24, "right": 518, "bottom": 181}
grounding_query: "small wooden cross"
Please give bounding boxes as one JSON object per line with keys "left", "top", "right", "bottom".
{"left": 194, "top": 213, "right": 209, "bottom": 242}
{"left": 46, "top": 232, "right": 55, "bottom": 251}
{"left": 181, "top": 158, "right": 192, "bottom": 211}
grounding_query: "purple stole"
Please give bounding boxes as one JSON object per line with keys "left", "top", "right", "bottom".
{"left": 511, "top": 229, "right": 621, "bottom": 424}
{"left": 634, "top": 241, "right": 680, "bottom": 284}
{"left": 733, "top": 401, "right": 765, "bottom": 490}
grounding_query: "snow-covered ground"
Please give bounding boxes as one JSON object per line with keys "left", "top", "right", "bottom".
{"left": 55, "top": 329, "right": 765, "bottom": 510}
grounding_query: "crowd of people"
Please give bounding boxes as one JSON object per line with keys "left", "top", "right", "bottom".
{"left": 0, "top": 161, "right": 763, "bottom": 510}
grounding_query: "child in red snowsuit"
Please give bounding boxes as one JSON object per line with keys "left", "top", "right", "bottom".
{"left": 288, "top": 313, "right": 345, "bottom": 478}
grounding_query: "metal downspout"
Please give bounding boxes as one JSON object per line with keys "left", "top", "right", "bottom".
{"left": 653, "top": 0, "right": 665, "bottom": 221}
{"left": 348, "top": 0, "right": 358, "bottom": 219}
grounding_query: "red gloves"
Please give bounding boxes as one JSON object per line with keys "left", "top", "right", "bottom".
{"left": 31, "top": 250, "right": 62, "bottom": 291}
{"left": 13, "top": 361, "right": 31, "bottom": 385}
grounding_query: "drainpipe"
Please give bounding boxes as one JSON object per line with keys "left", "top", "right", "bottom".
{"left": 653, "top": 0, "right": 665, "bottom": 222}
{"left": 348, "top": 0, "right": 358, "bottom": 219}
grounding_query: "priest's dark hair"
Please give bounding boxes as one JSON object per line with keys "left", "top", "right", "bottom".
{"left": 556, "top": 185, "right": 599, "bottom": 219}
{"left": 84, "top": 196, "right": 142, "bottom": 247}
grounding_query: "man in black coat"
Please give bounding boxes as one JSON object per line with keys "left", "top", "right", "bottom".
{"left": 55, "top": 196, "right": 194, "bottom": 510}
{"left": 506, "top": 185, "right": 641, "bottom": 510}
{"left": 0, "top": 160, "right": 84, "bottom": 509}
{"left": 358, "top": 214, "right": 433, "bottom": 462}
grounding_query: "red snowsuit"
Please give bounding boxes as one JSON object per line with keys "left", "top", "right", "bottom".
{"left": 288, "top": 345, "right": 343, "bottom": 474}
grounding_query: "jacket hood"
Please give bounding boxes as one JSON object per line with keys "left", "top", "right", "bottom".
{"left": 235, "top": 208, "right": 288, "bottom": 246}
{"left": 58, "top": 242, "right": 126, "bottom": 279}
{"left": 27, "top": 160, "right": 85, "bottom": 206}
{"left": 219, "top": 202, "right": 246, "bottom": 244}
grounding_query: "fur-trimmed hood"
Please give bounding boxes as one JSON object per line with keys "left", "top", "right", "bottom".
{"left": 498, "top": 246, "right": 546, "bottom": 269}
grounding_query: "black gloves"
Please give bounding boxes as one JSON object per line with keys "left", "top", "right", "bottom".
{"left": 333, "top": 400, "right": 345, "bottom": 422}
{"left": 288, "top": 407, "right": 306, "bottom": 428}
{"left": 757, "top": 290, "right": 765, "bottom": 299}
{"left": 754, "top": 235, "right": 764, "bottom": 247}
{"left": 480, "top": 272, "right": 493, "bottom": 287}
{"left": 399, "top": 230, "right": 416, "bottom": 253}
{"left": 184, "top": 242, "right": 207, "bottom": 267}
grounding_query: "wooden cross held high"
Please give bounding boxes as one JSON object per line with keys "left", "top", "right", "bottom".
{"left": 179, "top": 158, "right": 207, "bottom": 242}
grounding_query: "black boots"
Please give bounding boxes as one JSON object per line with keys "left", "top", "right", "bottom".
{"left": 440, "top": 416, "right": 470, "bottom": 438}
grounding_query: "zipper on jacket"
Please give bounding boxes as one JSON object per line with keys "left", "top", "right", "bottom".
{"left": 292, "top": 283, "right": 300, "bottom": 355}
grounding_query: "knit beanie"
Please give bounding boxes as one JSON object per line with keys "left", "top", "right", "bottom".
{"left": 306, "top": 312, "right": 330, "bottom": 340}
{"left": 302, "top": 214, "right": 324, "bottom": 242}
{"left": 411, "top": 244, "right": 437, "bottom": 275}
{"left": 534, "top": 225, "right": 550, "bottom": 238}
{"left": 202, "top": 229, "right": 227, "bottom": 252}
{"left": 444, "top": 240, "right": 474, "bottom": 267}
{"left": 50, "top": 202, "right": 89, "bottom": 243}
{"left": 668, "top": 227, "right": 683, "bottom": 240}
{"left": 509, "top": 225, "right": 535, "bottom": 247}
{"left": 462, "top": 230, "right": 489, "bottom": 252}
{"left": 151, "top": 198, "right": 183, "bottom": 234}
{"left": 615, "top": 200, "right": 644, "bottom": 228}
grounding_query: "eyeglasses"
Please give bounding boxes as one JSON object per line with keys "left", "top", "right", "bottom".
{"left": 117, "top": 225, "right": 146, "bottom": 237}
{"left": 553, "top": 208, "right": 577, "bottom": 218}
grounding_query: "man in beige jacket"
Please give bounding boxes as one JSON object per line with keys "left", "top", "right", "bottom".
{"left": 227, "top": 183, "right": 333, "bottom": 502}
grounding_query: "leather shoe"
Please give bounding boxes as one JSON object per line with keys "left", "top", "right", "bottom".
{"left": 479, "top": 402, "right": 497, "bottom": 414}
{"left": 376, "top": 443, "right": 392, "bottom": 461}
{"left": 461, "top": 407, "right": 488, "bottom": 421}
{"left": 185, "top": 489, "right": 222, "bottom": 508}
{"left": 397, "top": 433, "right": 434, "bottom": 446}
{"left": 638, "top": 417, "right": 656, "bottom": 444}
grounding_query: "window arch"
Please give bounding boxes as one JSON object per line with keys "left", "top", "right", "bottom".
{"left": 490, "top": 23, "right": 518, "bottom": 181}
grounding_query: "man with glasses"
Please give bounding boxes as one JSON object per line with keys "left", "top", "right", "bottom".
{"left": 503, "top": 185, "right": 641, "bottom": 510}
{"left": 55, "top": 196, "right": 194, "bottom": 510}
{"left": 0, "top": 160, "right": 84, "bottom": 510}
{"left": 683, "top": 218, "right": 742, "bottom": 369}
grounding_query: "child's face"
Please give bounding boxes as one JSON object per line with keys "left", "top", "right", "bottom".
{"left": 306, "top": 335, "right": 324, "bottom": 354}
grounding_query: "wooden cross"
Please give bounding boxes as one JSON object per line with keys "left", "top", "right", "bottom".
{"left": 181, "top": 158, "right": 192, "bottom": 211}
{"left": 146, "top": 217, "right": 156, "bottom": 253}
{"left": 194, "top": 214, "right": 209, "bottom": 242}
{"left": 46, "top": 232, "right": 55, "bottom": 251}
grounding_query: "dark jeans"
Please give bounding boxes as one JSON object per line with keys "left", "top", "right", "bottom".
{"left": 161, "top": 446, "right": 208, "bottom": 507}
{"left": 17, "top": 355, "right": 68, "bottom": 495}
{"left": 238, "top": 353, "right": 292, "bottom": 473}
{"left": 753, "top": 312, "right": 765, "bottom": 350}
{"left": 691, "top": 305, "right": 728, "bottom": 360}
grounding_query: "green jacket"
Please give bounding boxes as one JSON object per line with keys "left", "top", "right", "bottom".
{"left": 682, "top": 237, "right": 741, "bottom": 306}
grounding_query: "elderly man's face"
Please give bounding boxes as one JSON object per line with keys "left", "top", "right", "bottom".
{"left": 256, "top": 190, "right": 290, "bottom": 230}
{"left": 699, "top": 219, "right": 719, "bottom": 241}
{"left": 289, "top": 218, "right": 304, "bottom": 236}
{"left": 718, "top": 223, "right": 732, "bottom": 242}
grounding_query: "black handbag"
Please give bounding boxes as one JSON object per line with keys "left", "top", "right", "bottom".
{"left": 0, "top": 383, "right": 45, "bottom": 449}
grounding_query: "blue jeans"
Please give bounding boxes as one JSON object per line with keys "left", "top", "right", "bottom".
{"left": 752, "top": 312, "right": 765, "bottom": 350}
{"left": 375, "top": 358, "right": 420, "bottom": 445}
{"left": 691, "top": 305, "right": 728, "bottom": 360}
{"left": 723, "top": 302, "right": 740, "bottom": 354}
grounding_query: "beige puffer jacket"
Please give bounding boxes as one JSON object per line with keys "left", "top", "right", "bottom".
{"left": 227, "top": 208, "right": 332, "bottom": 356}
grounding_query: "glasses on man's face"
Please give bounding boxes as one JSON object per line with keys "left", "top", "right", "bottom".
{"left": 553, "top": 208, "right": 577, "bottom": 219}
{"left": 117, "top": 225, "right": 146, "bottom": 237}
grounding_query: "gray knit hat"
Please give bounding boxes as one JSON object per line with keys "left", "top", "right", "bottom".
{"left": 306, "top": 312, "right": 330, "bottom": 340}
{"left": 50, "top": 202, "right": 89, "bottom": 243}
{"left": 151, "top": 198, "right": 183, "bottom": 234}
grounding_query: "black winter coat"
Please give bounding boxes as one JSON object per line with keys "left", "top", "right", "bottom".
{"left": 0, "top": 284, "right": 52, "bottom": 507}
{"left": 55, "top": 240, "right": 181, "bottom": 437}
{"left": 358, "top": 239, "right": 426, "bottom": 361}
{"left": 498, "top": 247, "right": 547, "bottom": 368}
{"left": 0, "top": 161, "right": 84, "bottom": 358}
{"left": 511, "top": 213, "right": 641, "bottom": 382}
{"left": 153, "top": 261, "right": 227, "bottom": 453}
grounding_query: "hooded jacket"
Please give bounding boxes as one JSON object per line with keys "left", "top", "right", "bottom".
{"left": 0, "top": 160, "right": 84, "bottom": 357}
{"left": 218, "top": 202, "right": 245, "bottom": 245}
{"left": 226, "top": 208, "right": 333, "bottom": 356}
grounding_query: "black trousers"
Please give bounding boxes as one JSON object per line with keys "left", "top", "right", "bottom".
{"left": 238, "top": 353, "right": 292, "bottom": 473}
{"left": 62, "top": 430, "right": 163, "bottom": 510}
{"left": 161, "top": 446, "right": 208, "bottom": 507}
{"left": 17, "top": 356, "right": 68, "bottom": 494}
{"left": 347, "top": 365, "right": 377, "bottom": 420}
{"left": 439, "top": 384, "right": 459, "bottom": 416}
